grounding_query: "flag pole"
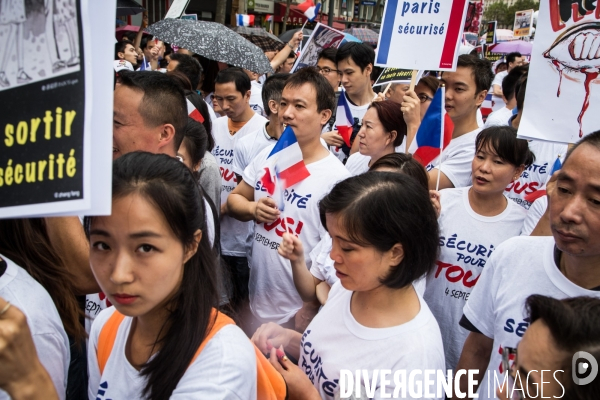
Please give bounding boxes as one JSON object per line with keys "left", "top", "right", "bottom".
{"left": 435, "top": 85, "right": 446, "bottom": 192}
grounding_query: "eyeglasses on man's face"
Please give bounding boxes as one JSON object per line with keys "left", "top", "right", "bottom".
{"left": 316, "top": 66, "right": 341, "bottom": 76}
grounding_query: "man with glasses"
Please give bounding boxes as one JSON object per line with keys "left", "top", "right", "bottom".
{"left": 498, "top": 295, "right": 600, "bottom": 399}
{"left": 321, "top": 43, "right": 377, "bottom": 163}
{"left": 455, "top": 131, "right": 600, "bottom": 399}
{"left": 317, "top": 48, "right": 342, "bottom": 135}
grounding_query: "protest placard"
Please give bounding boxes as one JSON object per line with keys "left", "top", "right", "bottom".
{"left": 375, "top": 0, "right": 470, "bottom": 71}
{"left": 373, "top": 69, "right": 425, "bottom": 86}
{"left": 292, "top": 23, "right": 346, "bottom": 72}
{"left": 464, "top": 1, "right": 483, "bottom": 34}
{"left": 181, "top": 14, "right": 198, "bottom": 20}
{"left": 513, "top": 9, "right": 534, "bottom": 37}
{"left": 518, "top": 0, "right": 600, "bottom": 143}
{"left": 0, "top": 0, "right": 114, "bottom": 218}
{"left": 481, "top": 21, "right": 497, "bottom": 45}
{"left": 165, "top": 0, "right": 191, "bottom": 19}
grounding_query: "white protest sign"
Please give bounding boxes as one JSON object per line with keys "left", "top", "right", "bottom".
{"left": 375, "top": 0, "right": 470, "bottom": 71}
{"left": 0, "top": 0, "right": 113, "bottom": 218}
{"left": 518, "top": 0, "right": 600, "bottom": 144}
{"left": 292, "top": 23, "right": 346, "bottom": 72}
{"left": 165, "top": 0, "right": 191, "bottom": 19}
{"left": 513, "top": 9, "right": 534, "bottom": 37}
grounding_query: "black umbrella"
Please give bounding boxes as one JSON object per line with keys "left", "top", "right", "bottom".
{"left": 279, "top": 28, "right": 313, "bottom": 47}
{"left": 147, "top": 19, "right": 273, "bottom": 74}
{"left": 117, "top": 0, "right": 145, "bottom": 15}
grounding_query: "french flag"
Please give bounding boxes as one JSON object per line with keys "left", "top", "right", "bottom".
{"left": 480, "top": 92, "right": 494, "bottom": 120}
{"left": 409, "top": 86, "right": 454, "bottom": 167}
{"left": 186, "top": 99, "right": 205, "bottom": 123}
{"left": 236, "top": 14, "right": 255, "bottom": 27}
{"left": 297, "top": 0, "right": 321, "bottom": 22}
{"left": 335, "top": 92, "right": 353, "bottom": 147}
{"left": 265, "top": 14, "right": 273, "bottom": 22}
{"left": 259, "top": 125, "right": 311, "bottom": 195}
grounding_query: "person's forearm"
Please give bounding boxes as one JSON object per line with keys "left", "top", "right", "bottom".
{"left": 270, "top": 44, "right": 293, "bottom": 71}
{"left": 284, "top": 329, "right": 303, "bottom": 360}
{"left": 405, "top": 123, "right": 419, "bottom": 150}
{"left": 290, "top": 258, "right": 317, "bottom": 303}
{"left": 492, "top": 85, "right": 503, "bottom": 97}
{"left": 454, "top": 337, "right": 492, "bottom": 398}
{"left": 44, "top": 217, "right": 100, "bottom": 295}
{"left": 134, "top": 26, "right": 144, "bottom": 51}
{"left": 226, "top": 193, "right": 256, "bottom": 221}
{"left": 4, "top": 363, "right": 59, "bottom": 400}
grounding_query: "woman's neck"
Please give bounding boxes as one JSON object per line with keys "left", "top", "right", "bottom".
{"left": 351, "top": 284, "right": 420, "bottom": 329}
{"left": 126, "top": 305, "right": 171, "bottom": 369}
{"left": 368, "top": 145, "right": 396, "bottom": 167}
{"left": 468, "top": 186, "right": 508, "bottom": 217}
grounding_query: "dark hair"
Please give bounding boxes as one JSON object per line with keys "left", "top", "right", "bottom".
{"left": 564, "top": 130, "right": 600, "bottom": 164}
{"left": 115, "top": 41, "right": 133, "bottom": 60}
{"left": 214, "top": 67, "right": 251, "bottom": 95}
{"left": 196, "top": 55, "right": 219, "bottom": 95}
{"left": 0, "top": 219, "right": 85, "bottom": 343}
{"left": 181, "top": 118, "right": 209, "bottom": 178}
{"left": 140, "top": 35, "right": 155, "bottom": 50}
{"left": 286, "top": 51, "right": 296, "bottom": 60}
{"left": 335, "top": 42, "right": 375, "bottom": 71}
{"left": 506, "top": 52, "right": 522, "bottom": 65}
{"left": 85, "top": 152, "right": 219, "bottom": 399}
{"left": 417, "top": 75, "right": 440, "bottom": 95}
{"left": 526, "top": 295, "right": 600, "bottom": 399}
{"left": 475, "top": 126, "right": 534, "bottom": 167}
{"left": 317, "top": 47, "right": 338, "bottom": 64}
{"left": 118, "top": 71, "right": 188, "bottom": 151}
{"left": 285, "top": 66, "right": 335, "bottom": 113}
{"left": 319, "top": 172, "right": 439, "bottom": 288}
{"left": 495, "top": 62, "right": 507, "bottom": 72}
{"left": 369, "top": 153, "right": 429, "bottom": 191}
{"left": 455, "top": 54, "right": 494, "bottom": 95}
{"left": 170, "top": 53, "right": 203, "bottom": 90}
{"left": 515, "top": 73, "right": 528, "bottom": 112}
{"left": 368, "top": 101, "right": 406, "bottom": 147}
{"left": 122, "top": 31, "right": 138, "bottom": 42}
{"left": 502, "top": 65, "right": 528, "bottom": 102}
{"left": 262, "top": 73, "right": 289, "bottom": 117}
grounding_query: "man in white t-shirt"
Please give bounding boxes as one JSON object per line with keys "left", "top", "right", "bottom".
{"left": 455, "top": 133, "right": 600, "bottom": 398}
{"left": 244, "top": 68, "right": 266, "bottom": 117}
{"left": 490, "top": 52, "right": 526, "bottom": 112}
{"left": 427, "top": 55, "right": 493, "bottom": 190}
{"left": 484, "top": 65, "right": 527, "bottom": 128}
{"left": 213, "top": 68, "right": 268, "bottom": 312}
{"left": 227, "top": 67, "right": 350, "bottom": 333}
{"left": 233, "top": 73, "right": 289, "bottom": 178}
{"left": 321, "top": 43, "right": 377, "bottom": 163}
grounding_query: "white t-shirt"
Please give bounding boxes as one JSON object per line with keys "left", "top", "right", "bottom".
{"left": 233, "top": 122, "right": 278, "bottom": 176}
{"left": 243, "top": 146, "right": 350, "bottom": 323}
{"left": 491, "top": 71, "right": 507, "bottom": 112}
{"left": 212, "top": 114, "right": 267, "bottom": 256}
{"left": 484, "top": 107, "right": 513, "bottom": 128}
{"left": 520, "top": 196, "right": 548, "bottom": 236}
{"left": 477, "top": 108, "right": 484, "bottom": 128}
{"left": 299, "top": 281, "right": 445, "bottom": 399}
{"left": 331, "top": 92, "right": 376, "bottom": 163}
{"left": 463, "top": 236, "right": 600, "bottom": 399}
{"left": 505, "top": 140, "right": 567, "bottom": 210}
{"left": 427, "top": 128, "right": 481, "bottom": 188}
{"left": 0, "top": 256, "right": 69, "bottom": 400}
{"left": 423, "top": 187, "right": 526, "bottom": 370}
{"left": 250, "top": 80, "right": 265, "bottom": 117}
{"left": 88, "top": 307, "right": 257, "bottom": 399}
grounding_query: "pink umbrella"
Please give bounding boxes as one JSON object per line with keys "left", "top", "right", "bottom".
{"left": 489, "top": 41, "right": 533, "bottom": 55}
{"left": 116, "top": 25, "right": 147, "bottom": 41}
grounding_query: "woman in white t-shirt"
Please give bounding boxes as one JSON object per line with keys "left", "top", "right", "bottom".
{"left": 85, "top": 152, "right": 257, "bottom": 399}
{"left": 344, "top": 101, "right": 407, "bottom": 176}
{"left": 424, "top": 125, "right": 534, "bottom": 370}
{"left": 253, "top": 172, "right": 445, "bottom": 399}
{"left": 279, "top": 153, "right": 434, "bottom": 305}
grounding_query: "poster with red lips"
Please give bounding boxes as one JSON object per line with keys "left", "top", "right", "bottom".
{"left": 518, "top": 0, "right": 600, "bottom": 143}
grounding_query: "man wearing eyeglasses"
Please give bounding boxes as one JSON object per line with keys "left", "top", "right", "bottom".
{"left": 455, "top": 131, "right": 600, "bottom": 399}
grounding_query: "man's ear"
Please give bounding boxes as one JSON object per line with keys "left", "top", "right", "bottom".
{"left": 268, "top": 99, "right": 279, "bottom": 115}
{"left": 364, "top": 63, "right": 373, "bottom": 77}
{"left": 158, "top": 124, "right": 176, "bottom": 150}
{"left": 475, "top": 89, "right": 487, "bottom": 107}
{"left": 320, "top": 109, "right": 333, "bottom": 126}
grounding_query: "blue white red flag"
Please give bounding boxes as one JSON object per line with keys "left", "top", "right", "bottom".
{"left": 259, "top": 126, "right": 311, "bottom": 196}
{"left": 409, "top": 86, "right": 454, "bottom": 167}
{"left": 186, "top": 99, "right": 204, "bottom": 123}
{"left": 265, "top": 14, "right": 273, "bottom": 22}
{"left": 335, "top": 92, "right": 353, "bottom": 147}
{"left": 236, "top": 14, "right": 255, "bottom": 27}
{"left": 297, "top": 0, "right": 321, "bottom": 22}
{"left": 480, "top": 92, "right": 494, "bottom": 120}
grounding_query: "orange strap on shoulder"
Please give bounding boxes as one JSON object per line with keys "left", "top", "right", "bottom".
{"left": 97, "top": 311, "right": 126, "bottom": 375}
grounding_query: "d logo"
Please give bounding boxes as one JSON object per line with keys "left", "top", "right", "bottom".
{"left": 572, "top": 351, "right": 599, "bottom": 386}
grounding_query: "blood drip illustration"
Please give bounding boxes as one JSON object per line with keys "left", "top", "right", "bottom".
{"left": 544, "top": 22, "right": 600, "bottom": 137}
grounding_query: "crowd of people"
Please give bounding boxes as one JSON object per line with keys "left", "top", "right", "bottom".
{"left": 0, "top": 18, "right": 599, "bottom": 400}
